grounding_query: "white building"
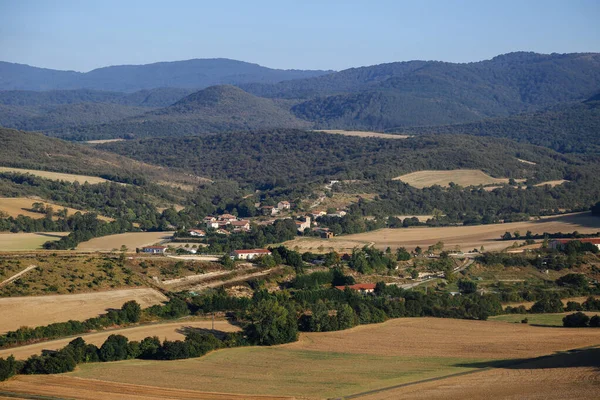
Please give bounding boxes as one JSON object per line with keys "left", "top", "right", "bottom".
{"left": 230, "top": 249, "right": 272, "bottom": 260}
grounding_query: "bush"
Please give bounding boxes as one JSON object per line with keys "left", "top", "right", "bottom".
{"left": 589, "top": 315, "right": 600, "bottom": 327}
{"left": 565, "top": 301, "right": 583, "bottom": 312}
{"left": 457, "top": 279, "right": 477, "bottom": 294}
{"left": 563, "top": 312, "right": 590, "bottom": 327}
{"left": 530, "top": 296, "right": 564, "bottom": 313}
{"left": 0, "top": 356, "right": 17, "bottom": 381}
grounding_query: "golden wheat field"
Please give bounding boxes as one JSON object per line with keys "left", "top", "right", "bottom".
{"left": 317, "top": 129, "right": 410, "bottom": 139}
{"left": 392, "top": 169, "right": 525, "bottom": 188}
{"left": 0, "top": 167, "right": 110, "bottom": 184}
{"left": 76, "top": 231, "right": 174, "bottom": 252}
{"left": 0, "top": 197, "right": 112, "bottom": 221}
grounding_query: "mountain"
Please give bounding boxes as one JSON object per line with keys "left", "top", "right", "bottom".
{"left": 397, "top": 95, "right": 600, "bottom": 154}
{"left": 243, "top": 52, "right": 600, "bottom": 129}
{"left": 0, "top": 59, "right": 333, "bottom": 92}
{"left": 49, "top": 85, "right": 310, "bottom": 140}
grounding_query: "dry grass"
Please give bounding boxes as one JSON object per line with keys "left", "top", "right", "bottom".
{"left": 0, "top": 167, "right": 109, "bottom": 184}
{"left": 85, "top": 139, "right": 126, "bottom": 144}
{"left": 393, "top": 169, "right": 525, "bottom": 188}
{"left": 0, "top": 288, "right": 167, "bottom": 334}
{"left": 76, "top": 231, "right": 174, "bottom": 252}
{"left": 535, "top": 179, "right": 569, "bottom": 187}
{"left": 0, "top": 318, "right": 239, "bottom": 360}
{"left": 517, "top": 158, "right": 537, "bottom": 165}
{"left": 0, "top": 232, "right": 68, "bottom": 251}
{"left": 283, "top": 212, "right": 600, "bottom": 253}
{"left": 317, "top": 130, "right": 410, "bottom": 139}
{"left": 1, "top": 318, "right": 595, "bottom": 399}
{"left": 0, "top": 197, "right": 112, "bottom": 221}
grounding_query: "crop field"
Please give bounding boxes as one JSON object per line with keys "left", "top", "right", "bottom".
{"left": 0, "top": 167, "right": 109, "bottom": 184}
{"left": 392, "top": 169, "right": 524, "bottom": 188}
{"left": 3, "top": 318, "right": 598, "bottom": 399}
{"left": 317, "top": 130, "right": 410, "bottom": 139}
{"left": 0, "top": 288, "right": 167, "bottom": 333}
{"left": 0, "top": 232, "right": 68, "bottom": 251}
{"left": 0, "top": 318, "right": 239, "bottom": 360}
{"left": 0, "top": 197, "right": 112, "bottom": 221}
{"left": 283, "top": 212, "right": 600, "bottom": 253}
{"left": 76, "top": 231, "right": 174, "bottom": 251}
{"left": 490, "top": 312, "right": 599, "bottom": 327}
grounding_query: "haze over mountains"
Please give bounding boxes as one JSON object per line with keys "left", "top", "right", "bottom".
{"left": 0, "top": 52, "right": 599, "bottom": 141}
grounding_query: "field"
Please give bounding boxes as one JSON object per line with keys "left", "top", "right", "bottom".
{"left": 76, "top": 231, "right": 174, "bottom": 251}
{"left": 283, "top": 212, "right": 600, "bottom": 253}
{"left": 535, "top": 179, "right": 569, "bottom": 187}
{"left": 85, "top": 139, "right": 126, "bottom": 144}
{"left": 0, "top": 232, "right": 68, "bottom": 251}
{"left": 0, "top": 167, "right": 109, "bottom": 184}
{"left": 0, "top": 318, "right": 239, "bottom": 360}
{"left": 0, "top": 288, "right": 167, "bottom": 333}
{"left": 317, "top": 130, "right": 410, "bottom": 139}
{"left": 3, "top": 318, "right": 598, "bottom": 399}
{"left": 0, "top": 197, "right": 112, "bottom": 221}
{"left": 392, "top": 169, "right": 524, "bottom": 188}
{"left": 490, "top": 312, "right": 599, "bottom": 327}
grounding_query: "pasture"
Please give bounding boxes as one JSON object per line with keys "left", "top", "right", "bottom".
{"left": 283, "top": 212, "right": 600, "bottom": 253}
{"left": 0, "top": 197, "right": 112, "bottom": 221}
{"left": 393, "top": 169, "right": 523, "bottom": 188}
{"left": 0, "top": 288, "right": 167, "bottom": 333}
{"left": 317, "top": 129, "right": 410, "bottom": 139}
{"left": 76, "top": 231, "right": 174, "bottom": 251}
{"left": 2, "top": 318, "right": 597, "bottom": 399}
{"left": 0, "top": 232, "right": 68, "bottom": 251}
{"left": 0, "top": 167, "right": 109, "bottom": 184}
{"left": 0, "top": 318, "right": 239, "bottom": 360}
{"left": 490, "top": 312, "right": 598, "bottom": 327}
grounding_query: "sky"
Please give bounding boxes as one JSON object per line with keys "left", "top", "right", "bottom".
{"left": 0, "top": 0, "right": 598, "bottom": 72}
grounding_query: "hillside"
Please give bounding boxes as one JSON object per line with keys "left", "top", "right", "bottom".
{"left": 0, "top": 127, "right": 201, "bottom": 185}
{"left": 396, "top": 96, "right": 600, "bottom": 154}
{"left": 0, "top": 58, "right": 332, "bottom": 91}
{"left": 244, "top": 52, "right": 600, "bottom": 129}
{"left": 49, "top": 85, "right": 311, "bottom": 140}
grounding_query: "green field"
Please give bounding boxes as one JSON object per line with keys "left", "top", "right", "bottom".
{"left": 0, "top": 232, "right": 68, "bottom": 251}
{"left": 70, "top": 347, "right": 481, "bottom": 398}
{"left": 489, "top": 312, "right": 598, "bottom": 327}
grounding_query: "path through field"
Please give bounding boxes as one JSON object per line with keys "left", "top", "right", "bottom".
{"left": 0, "top": 265, "right": 36, "bottom": 287}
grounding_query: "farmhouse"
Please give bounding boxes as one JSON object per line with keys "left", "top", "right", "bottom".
{"left": 334, "top": 283, "right": 376, "bottom": 293}
{"left": 548, "top": 238, "right": 600, "bottom": 250}
{"left": 140, "top": 246, "right": 166, "bottom": 254}
{"left": 188, "top": 229, "right": 206, "bottom": 237}
{"left": 314, "top": 227, "right": 334, "bottom": 238}
{"left": 205, "top": 220, "right": 220, "bottom": 229}
{"left": 230, "top": 248, "right": 272, "bottom": 260}
{"left": 231, "top": 220, "right": 251, "bottom": 231}
{"left": 310, "top": 210, "right": 326, "bottom": 219}
{"left": 277, "top": 201, "right": 291, "bottom": 210}
{"left": 219, "top": 214, "right": 238, "bottom": 222}
{"left": 296, "top": 216, "right": 311, "bottom": 232}
{"left": 261, "top": 205, "right": 279, "bottom": 216}
{"left": 328, "top": 210, "right": 347, "bottom": 218}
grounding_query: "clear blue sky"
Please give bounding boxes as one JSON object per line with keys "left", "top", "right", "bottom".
{"left": 0, "top": 0, "right": 598, "bottom": 72}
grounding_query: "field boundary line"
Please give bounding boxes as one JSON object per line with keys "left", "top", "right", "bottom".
{"left": 334, "top": 344, "right": 600, "bottom": 399}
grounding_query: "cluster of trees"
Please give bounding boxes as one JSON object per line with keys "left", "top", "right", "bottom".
{"left": 347, "top": 246, "right": 397, "bottom": 274}
{"left": 505, "top": 295, "right": 600, "bottom": 315}
{"left": 42, "top": 214, "right": 134, "bottom": 250}
{"left": 563, "top": 312, "right": 600, "bottom": 328}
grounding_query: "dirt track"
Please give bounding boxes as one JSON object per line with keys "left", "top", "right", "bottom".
{"left": 0, "top": 288, "right": 168, "bottom": 333}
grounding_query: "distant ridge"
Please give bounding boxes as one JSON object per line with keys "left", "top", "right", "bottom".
{"left": 0, "top": 58, "right": 333, "bottom": 92}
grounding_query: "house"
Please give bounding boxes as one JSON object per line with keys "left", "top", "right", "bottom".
{"left": 310, "top": 210, "right": 326, "bottom": 219}
{"left": 295, "top": 216, "right": 311, "bottom": 232}
{"left": 206, "top": 221, "right": 220, "bottom": 229}
{"left": 188, "top": 229, "right": 206, "bottom": 237}
{"left": 327, "top": 210, "right": 347, "bottom": 218}
{"left": 261, "top": 206, "right": 279, "bottom": 216}
{"left": 334, "top": 283, "right": 376, "bottom": 293}
{"left": 231, "top": 220, "right": 251, "bottom": 231}
{"left": 549, "top": 238, "right": 600, "bottom": 250}
{"left": 203, "top": 216, "right": 217, "bottom": 223}
{"left": 230, "top": 249, "right": 272, "bottom": 260}
{"left": 141, "top": 246, "right": 166, "bottom": 254}
{"left": 218, "top": 214, "right": 238, "bottom": 222}
{"left": 215, "top": 229, "right": 231, "bottom": 235}
{"left": 314, "top": 227, "right": 334, "bottom": 239}
{"left": 277, "top": 201, "right": 291, "bottom": 210}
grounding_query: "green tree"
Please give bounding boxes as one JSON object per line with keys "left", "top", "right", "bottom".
{"left": 244, "top": 299, "right": 298, "bottom": 345}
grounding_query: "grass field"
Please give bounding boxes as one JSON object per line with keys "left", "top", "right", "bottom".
{"left": 76, "top": 231, "right": 174, "bottom": 251}
{"left": 0, "top": 197, "right": 112, "bottom": 221}
{"left": 392, "top": 169, "right": 524, "bottom": 188}
{"left": 317, "top": 130, "right": 410, "bottom": 139}
{"left": 490, "top": 312, "right": 599, "bottom": 327}
{"left": 0, "top": 318, "right": 239, "bottom": 360}
{"left": 534, "top": 179, "right": 569, "bottom": 187}
{"left": 85, "top": 139, "right": 126, "bottom": 144}
{"left": 2, "top": 318, "right": 597, "bottom": 399}
{"left": 0, "top": 288, "right": 167, "bottom": 333}
{"left": 283, "top": 212, "right": 600, "bottom": 253}
{"left": 0, "top": 167, "right": 109, "bottom": 184}
{"left": 0, "top": 232, "right": 68, "bottom": 251}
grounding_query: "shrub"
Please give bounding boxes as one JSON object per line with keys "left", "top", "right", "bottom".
{"left": 563, "top": 312, "right": 590, "bottom": 327}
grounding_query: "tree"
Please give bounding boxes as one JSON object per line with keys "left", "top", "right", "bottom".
{"left": 457, "top": 279, "right": 477, "bottom": 294}
{"left": 396, "top": 247, "right": 411, "bottom": 261}
{"left": 220, "top": 254, "right": 234, "bottom": 269}
{"left": 99, "top": 334, "right": 130, "bottom": 362}
{"left": 121, "top": 300, "right": 142, "bottom": 323}
{"left": 502, "top": 232, "right": 512, "bottom": 240}
{"left": 563, "top": 312, "right": 590, "bottom": 327}
{"left": 244, "top": 299, "right": 298, "bottom": 345}
{"left": 0, "top": 356, "right": 16, "bottom": 382}
{"left": 531, "top": 296, "right": 564, "bottom": 313}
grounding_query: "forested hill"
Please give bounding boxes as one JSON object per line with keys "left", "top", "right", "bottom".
{"left": 97, "top": 129, "right": 578, "bottom": 188}
{"left": 47, "top": 85, "right": 311, "bottom": 140}
{"left": 0, "top": 127, "right": 200, "bottom": 185}
{"left": 0, "top": 59, "right": 333, "bottom": 91}
{"left": 242, "top": 52, "right": 600, "bottom": 129}
{"left": 395, "top": 96, "right": 600, "bottom": 154}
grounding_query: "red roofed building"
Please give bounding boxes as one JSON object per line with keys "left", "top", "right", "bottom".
{"left": 334, "top": 283, "right": 376, "bottom": 293}
{"left": 549, "top": 238, "right": 600, "bottom": 250}
{"left": 230, "top": 249, "right": 272, "bottom": 260}
{"left": 188, "top": 229, "right": 206, "bottom": 237}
